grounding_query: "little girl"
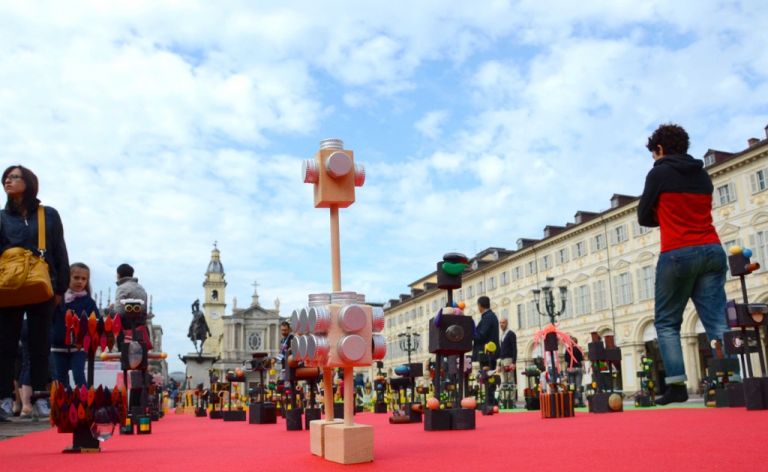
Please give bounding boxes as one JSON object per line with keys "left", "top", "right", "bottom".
{"left": 50, "top": 263, "right": 100, "bottom": 388}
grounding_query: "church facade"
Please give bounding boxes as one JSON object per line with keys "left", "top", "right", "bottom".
{"left": 200, "top": 245, "right": 283, "bottom": 377}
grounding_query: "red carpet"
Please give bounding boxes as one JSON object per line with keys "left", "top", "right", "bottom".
{"left": 1, "top": 408, "right": 766, "bottom": 471}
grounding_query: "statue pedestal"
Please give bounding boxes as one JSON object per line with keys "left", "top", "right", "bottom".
{"left": 181, "top": 354, "right": 218, "bottom": 389}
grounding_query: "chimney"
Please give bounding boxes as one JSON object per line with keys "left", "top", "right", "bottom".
{"left": 610, "top": 194, "right": 636, "bottom": 209}
{"left": 764, "top": 123, "right": 768, "bottom": 139}
{"left": 748, "top": 138, "right": 760, "bottom": 147}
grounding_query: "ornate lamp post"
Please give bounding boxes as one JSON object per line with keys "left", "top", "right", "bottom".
{"left": 532, "top": 276, "right": 568, "bottom": 386}
{"left": 398, "top": 326, "right": 420, "bottom": 403}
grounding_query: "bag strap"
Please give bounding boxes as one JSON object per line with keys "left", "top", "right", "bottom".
{"left": 37, "top": 205, "right": 46, "bottom": 256}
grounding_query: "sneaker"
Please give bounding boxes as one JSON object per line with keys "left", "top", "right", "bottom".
{"left": 0, "top": 397, "right": 12, "bottom": 422}
{"left": 655, "top": 384, "right": 688, "bottom": 405}
{"left": 33, "top": 398, "right": 51, "bottom": 418}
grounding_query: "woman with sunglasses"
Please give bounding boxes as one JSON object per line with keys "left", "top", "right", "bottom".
{"left": 0, "top": 165, "right": 69, "bottom": 422}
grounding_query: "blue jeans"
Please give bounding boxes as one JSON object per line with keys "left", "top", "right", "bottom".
{"left": 654, "top": 244, "right": 728, "bottom": 384}
{"left": 51, "top": 351, "right": 87, "bottom": 388}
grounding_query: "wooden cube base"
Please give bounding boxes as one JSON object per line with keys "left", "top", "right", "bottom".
{"left": 249, "top": 402, "right": 277, "bottom": 424}
{"left": 285, "top": 408, "right": 303, "bottom": 430}
{"left": 588, "top": 392, "right": 623, "bottom": 413}
{"left": 304, "top": 407, "right": 321, "bottom": 430}
{"left": 540, "top": 392, "right": 575, "bottom": 418}
{"left": 323, "top": 423, "right": 374, "bottom": 464}
{"left": 222, "top": 409, "right": 247, "bottom": 422}
{"left": 309, "top": 419, "right": 343, "bottom": 456}
{"left": 744, "top": 377, "right": 768, "bottom": 410}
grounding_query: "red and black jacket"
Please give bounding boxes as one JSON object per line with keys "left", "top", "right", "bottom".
{"left": 637, "top": 154, "right": 720, "bottom": 253}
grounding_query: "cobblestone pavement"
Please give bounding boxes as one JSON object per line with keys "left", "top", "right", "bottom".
{"left": 0, "top": 416, "right": 52, "bottom": 441}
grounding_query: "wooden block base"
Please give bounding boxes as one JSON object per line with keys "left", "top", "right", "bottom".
{"left": 540, "top": 392, "right": 575, "bottom": 418}
{"left": 249, "top": 402, "right": 277, "bottom": 424}
{"left": 323, "top": 423, "right": 374, "bottom": 464}
{"left": 588, "top": 392, "right": 623, "bottom": 413}
{"left": 223, "top": 410, "right": 247, "bottom": 421}
{"left": 309, "top": 419, "right": 343, "bottom": 456}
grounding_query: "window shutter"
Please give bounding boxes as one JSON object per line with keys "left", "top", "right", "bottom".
{"left": 751, "top": 173, "right": 758, "bottom": 193}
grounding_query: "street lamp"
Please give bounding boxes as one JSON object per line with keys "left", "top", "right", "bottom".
{"left": 532, "top": 276, "right": 568, "bottom": 388}
{"left": 532, "top": 276, "right": 568, "bottom": 325}
{"left": 397, "top": 326, "right": 420, "bottom": 403}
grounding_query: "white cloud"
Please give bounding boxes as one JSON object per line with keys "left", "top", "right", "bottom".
{"left": 415, "top": 111, "right": 449, "bottom": 140}
{"left": 1, "top": 0, "right": 766, "bottom": 373}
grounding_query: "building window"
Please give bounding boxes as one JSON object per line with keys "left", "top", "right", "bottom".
{"left": 750, "top": 169, "right": 768, "bottom": 194}
{"left": 632, "top": 221, "right": 652, "bottom": 237}
{"left": 752, "top": 231, "right": 768, "bottom": 268}
{"left": 573, "top": 241, "right": 587, "bottom": 258}
{"left": 560, "top": 288, "right": 572, "bottom": 319}
{"left": 527, "top": 300, "right": 539, "bottom": 328}
{"left": 467, "top": 286, "right": 474, "bottom": 298}
{"left": 488, "top": 276, "right": 497, "bottom": 291}
{"left": 477, "top": 280, "right": 485, "bottom": 294}
{"left": 612, "top": 225, "right": 628, "bottom": 244}
{"left": 526, "top": 260, "right": 538, "bottom": 276}
{"left": 540, "top": 255, "right": 552, "bottom": 270}
{"left": 556, "top": 248, "right": 569, "bottom": 265}
{"left": 456, "top": 289, "right": 464, "bottom": 301}
{"left": 500, "top": 271, "right": 510, "bottom": 286}
{"left": 516, "top": 303, "right": 525, "bottom": 330}
{"left": 592, "top": 233, "right": 606, "bottom": 252}
{"left": 715, "top": 183, "right": 737, "bottom": 206}
{"left": 513, "top": 266, "right": 523, "bottom": 280}
{"left": 704, "top": 153, "right": 716, "bottom": 167}
{"left": 613, "top": 272, "right": 634, "bottom": 306}
{"left": 637, "top": 265, "right": 654, "bottom": 301}
{"left": 593, "top": 279, "right": 607, "bottom": 311}
{"left": 573, "top": 284, "right": 591, "bottom": 316}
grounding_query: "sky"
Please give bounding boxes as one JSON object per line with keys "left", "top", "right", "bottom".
{"left": 1, "top": 1, "right": 767, "bottom": 374}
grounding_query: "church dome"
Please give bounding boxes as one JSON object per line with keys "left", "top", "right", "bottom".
{"left": 207, "top": 246, "right": 224, "bottom": 274}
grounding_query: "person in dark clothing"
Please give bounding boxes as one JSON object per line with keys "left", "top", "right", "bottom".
{"left": 278, "top": 321, "right": 294, "bottom": 381}
{"left": 473, "top": 296, "right": 499, "bottom": 406}
{"left": 0, "top": 166, "right": 69, "bottom": 422}
{"left": 498, "top": 317, "right": 517, "bottom": 386}
{"left": 565, "top": 336, "right": 584, "bottom": 407}
{"left": 50, "top": 262, "right": 101, "bottom": 388}
{"left": 638, "top": 123, "right": 727, "bottom": 405}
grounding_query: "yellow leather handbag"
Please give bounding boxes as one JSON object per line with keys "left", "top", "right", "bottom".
{"left": 0, "top": 205, "right": 54, "bottom": 307}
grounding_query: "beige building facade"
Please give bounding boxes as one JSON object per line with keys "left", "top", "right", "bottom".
{"left": 382, "top": 124, "right": 768, "bottom": 394}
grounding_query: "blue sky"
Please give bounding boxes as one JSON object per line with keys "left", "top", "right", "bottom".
{"left": 1, "top": 1, "right": 766, "bottom": 373}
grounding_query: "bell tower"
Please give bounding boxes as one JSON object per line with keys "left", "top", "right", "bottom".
{"left": 203, "top": 242, "right": 227, "bottom": 356}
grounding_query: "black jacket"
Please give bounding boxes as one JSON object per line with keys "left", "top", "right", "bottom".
{"left": 499, "top": 329, "right": 517, "bottom": 361}
{"left": 1, "top": 202, "right": 69, "bottom": 296}
{"left": 637, "top": 154, "right": 719, "bottom": 252}
{"left": 473, "top": 309, "right": 499, "bottom": 368}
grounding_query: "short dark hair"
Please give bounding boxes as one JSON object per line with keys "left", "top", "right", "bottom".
{"left": 646, "top": 123, "right": 690, "bottom": 155}
{"left": 3, "top": 165, "right": 40, "bottom": 215}
{"left": 280, "top": 321, "right": 291, "bottom": 329}
{"left": 477, "top": 296, "right": 490, "bottom": 310}
{"left": 117, "top": 263, "right": 134, "bottom": 278}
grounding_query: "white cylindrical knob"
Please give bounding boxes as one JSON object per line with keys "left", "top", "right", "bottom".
{"left": 325, "top": 151, "right": 353, "bottom": 178}
{"left": 308, "top": 306, "right": 331, "bottom": 334}
{"left": 290, "top": 309, "right": 301, "bottom": 333}
{"left": 339, "top": 304, "right": 367, "bottom": 332}
{"left": 337, "top": 334, "right": 366, "bottom": 364}
{"left": 303, "top": 159, "right": 319, "bottom": 183}
{"left": 354, "top": 164, "right": 365, "bottom": 187}
{"left": 371, "top": 334, "right": 387, "bottom": 360}
{"left": 371, "top": 307, "right": 384, "bottom": 333}
{"left": 319, "top": 138, "right": 344, "bottom": 150}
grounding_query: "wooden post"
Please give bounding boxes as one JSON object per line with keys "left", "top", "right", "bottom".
{"left": 330, "top": 206, "right": 341, "bottom": 292}
{"left": 344, "top": 367, "right": 353, "bottom": 426}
